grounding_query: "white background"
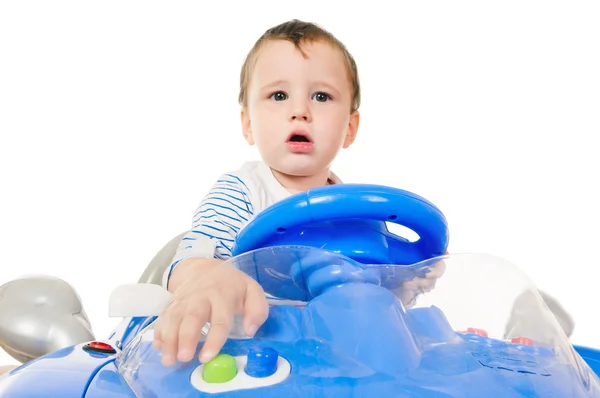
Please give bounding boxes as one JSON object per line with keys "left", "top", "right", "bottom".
{"left": 1, "top": 1, "right": 598, "bottom": 367}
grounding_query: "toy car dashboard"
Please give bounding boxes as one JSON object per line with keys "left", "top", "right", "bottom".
{"left": 1, "top": 184, "right": 599, "bottom": 397}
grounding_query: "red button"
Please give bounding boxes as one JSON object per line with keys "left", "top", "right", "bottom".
{"left": 83, "top": 341, "right": 116, "bottom": 354}
{"left": 90, "top": 342, "right": 113, "bottom": 350}
{"left": 466, "top": 328, "right": 488, "bottom": 337}
{"left": 511, "top": 337, "right": 534, "bottom": 346}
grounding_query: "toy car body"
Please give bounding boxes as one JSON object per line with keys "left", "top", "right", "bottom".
{"left": 1, "top": 184, "right": 599, "bottom": 397}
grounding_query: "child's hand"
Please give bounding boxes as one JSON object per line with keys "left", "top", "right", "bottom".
{"left": 398, "top": 253, "right": 448, "bottom": 307}
{"left": 153, "top": 258, "right": 269, "bottom": 366}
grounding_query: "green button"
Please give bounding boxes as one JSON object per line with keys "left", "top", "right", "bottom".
{"left": 202, "top": 354, "right": 237, "bottom": 383}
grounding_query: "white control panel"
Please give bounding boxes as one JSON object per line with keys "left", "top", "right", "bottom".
{"left": 190, "top": 355, "right": 291, "bottom": 393}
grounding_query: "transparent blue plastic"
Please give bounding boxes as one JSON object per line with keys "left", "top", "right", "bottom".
{"left": 116, "top": 248, "right": 600, "bottom": 397}
{"left": 2, "top": 183, "right": 599, "bottom": 397}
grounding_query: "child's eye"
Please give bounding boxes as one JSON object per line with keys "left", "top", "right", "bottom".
{"left": 312, "top": 92, "right": 332, "bottom": 102}
{"left": 269, "top": 91, "right": 288, "bottom": 101}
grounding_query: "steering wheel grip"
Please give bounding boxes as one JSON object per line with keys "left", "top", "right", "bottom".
{"left": 232, "top": 184, "right": 448, "bottom": 265}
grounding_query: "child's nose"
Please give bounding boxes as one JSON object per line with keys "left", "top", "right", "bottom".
{"left": 289, "top": 100, "right": 311, "bottom": 122}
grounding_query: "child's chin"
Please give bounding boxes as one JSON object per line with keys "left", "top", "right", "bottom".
{"left": 278, "top": 165, "right": 318, "bottom": 177}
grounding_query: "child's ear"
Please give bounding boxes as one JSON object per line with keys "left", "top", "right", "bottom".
{"left": 342, "top": 110, "right": 360, "bottom": 148}
{"left": 241, "top": 107, "right": 255, "bottom": 145}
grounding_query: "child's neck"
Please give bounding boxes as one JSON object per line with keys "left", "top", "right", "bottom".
{"left": 271, "top": 168, "right": 332, "bottom": 194}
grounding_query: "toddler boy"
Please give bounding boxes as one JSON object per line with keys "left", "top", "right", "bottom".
{"left": 153, "top": 18, "right": 368, "bottom": 367}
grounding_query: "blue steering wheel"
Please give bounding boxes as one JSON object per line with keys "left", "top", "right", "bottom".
{"left": 231, "top": 184, "right": 449, "bottom": 265}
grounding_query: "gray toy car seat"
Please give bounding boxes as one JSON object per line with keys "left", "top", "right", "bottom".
{"left": 137, "top": 231, "right": 187, "bottom": 286}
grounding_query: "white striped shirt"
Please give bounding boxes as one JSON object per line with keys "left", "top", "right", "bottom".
{"left": 161, "top": 160, "right": 342, "bottom": 289}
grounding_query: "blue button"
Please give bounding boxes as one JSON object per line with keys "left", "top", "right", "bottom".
{"left": 245, "top": 347, "right": 278, "bottom": 378}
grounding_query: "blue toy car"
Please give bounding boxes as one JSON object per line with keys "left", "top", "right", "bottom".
{"left": 1, "top": 184, "right": 599, "bottom": 397}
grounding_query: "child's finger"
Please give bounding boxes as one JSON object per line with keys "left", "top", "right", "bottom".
{"left": 242, "top": 279, "right": 269, "bottom": 337}
{"left": 199, "top": 296, "right": 234, "bottom": 363}
{"left": 160, "top": 301, "right": 185, "bottom": 366}
{"left": 177, "top": 302, "right": 210, "bottom": 362}
{"left": 398, "top": 287, "right": 417, "bottom": 305}
{"left": 425, "top": 259, "right": 446, "bottom": 278}
{"left": 152, "top": 317, "right": 164, "bottom": 349}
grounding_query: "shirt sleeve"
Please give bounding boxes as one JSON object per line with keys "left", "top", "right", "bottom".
{"left": 161, "top": 173, "right": 254, "bottom": 288}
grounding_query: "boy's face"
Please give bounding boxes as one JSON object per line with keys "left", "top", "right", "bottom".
{"left": 241, "top": 39, "right": 359, "bottom": 179}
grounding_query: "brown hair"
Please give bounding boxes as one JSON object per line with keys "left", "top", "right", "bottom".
{"left": 238, "top": 19, "right": 361, "bottom": 113}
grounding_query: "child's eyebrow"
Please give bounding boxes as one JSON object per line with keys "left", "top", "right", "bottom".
{"left": 311, "top": 80, "right": 341, "bottom": 95}
{"left": 259, "top": 79, "right": 288, "bottom": 91}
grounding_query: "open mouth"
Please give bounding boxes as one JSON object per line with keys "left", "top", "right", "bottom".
{"left": 289, "top": 135, "right": 310, "bottom": 142}
{"left": 287, "top": 131, "right": 312, "bottom": 143}
{"left": 286, "top": 130, "right": 314, "bottom": 153}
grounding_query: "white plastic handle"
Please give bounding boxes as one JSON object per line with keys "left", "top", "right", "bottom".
{"left": 108, "top": 283, "right": 173, "bottom": 318}
{"left": 107, "top": 283, "right": 252, "bottom": 340}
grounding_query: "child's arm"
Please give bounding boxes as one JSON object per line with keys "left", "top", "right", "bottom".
{"left": 154, "top": 174, "right": 269, "bottom": 366}
{"left": 161, "top": 173, "right": 255, "bottom": 290}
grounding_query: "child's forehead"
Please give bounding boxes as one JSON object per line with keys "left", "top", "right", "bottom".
{"left": 250, "top": 39, "right": 349, "bottom": 87}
